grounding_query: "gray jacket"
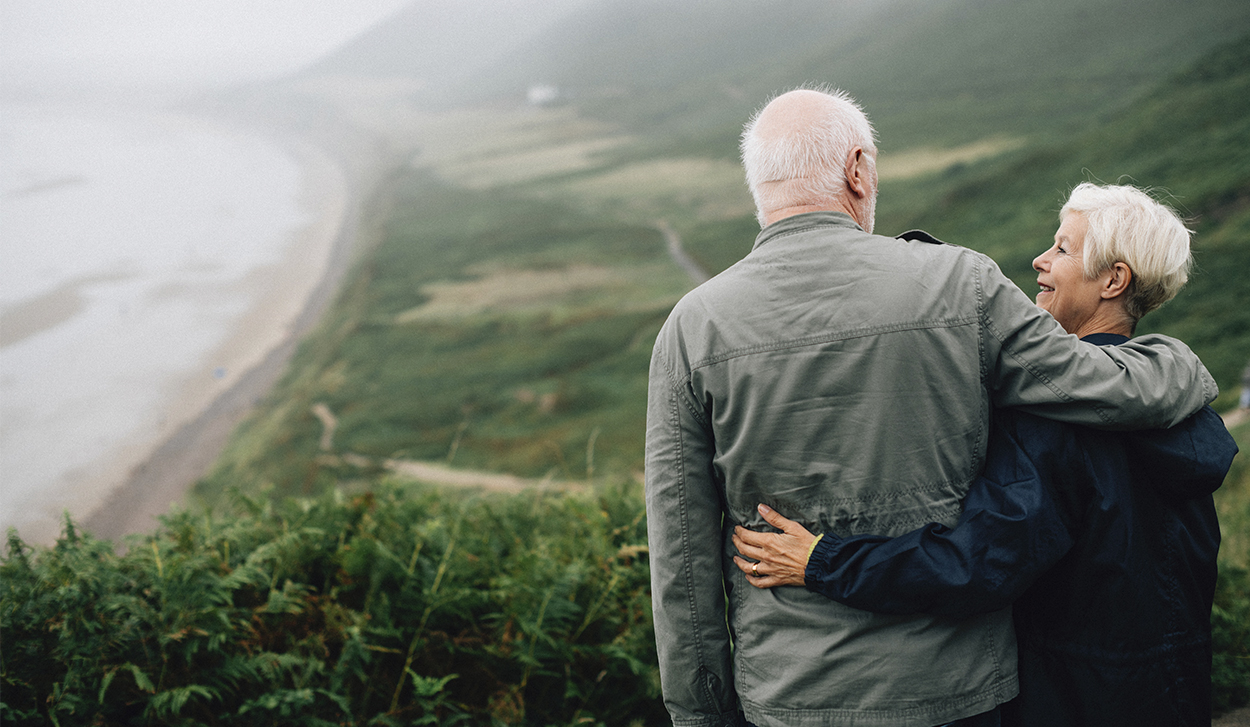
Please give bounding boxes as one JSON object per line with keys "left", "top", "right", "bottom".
{"left": 645, "top": 212, "right": 1217, "bottom": 727}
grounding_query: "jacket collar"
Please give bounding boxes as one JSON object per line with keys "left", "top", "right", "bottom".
{"left": 752, "top": 211, "right": 861, "bottom": 252}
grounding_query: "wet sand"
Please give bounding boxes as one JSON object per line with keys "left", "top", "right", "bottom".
{"left": 77, "top": 121, "right": 380, "bottom": 544}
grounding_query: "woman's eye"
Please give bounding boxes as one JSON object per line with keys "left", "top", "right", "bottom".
{"left": 1057, "top": 246, "right": 1067, "bottom": 254}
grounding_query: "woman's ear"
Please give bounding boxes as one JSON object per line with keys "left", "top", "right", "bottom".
{"left": 1101, "top": 262, "right": 1133, "bottom": 300}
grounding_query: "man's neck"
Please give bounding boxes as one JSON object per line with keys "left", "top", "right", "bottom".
{"left": 765, "top": 199, "right": 860, "bottom": 227}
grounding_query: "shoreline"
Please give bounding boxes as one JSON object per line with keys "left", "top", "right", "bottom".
{"left": 78, "top": 112, "right": 383, "bottom": 544}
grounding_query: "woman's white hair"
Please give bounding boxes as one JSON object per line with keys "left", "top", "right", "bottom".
{"left": 1061, "top": 182, "right": 1193, "bottom": 322}
{"left": 740, "top": 87, "right": 876, "bottom": 226}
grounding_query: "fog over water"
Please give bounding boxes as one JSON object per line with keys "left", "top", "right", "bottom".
{"left": 0, "top": 1, "right": 412, "bottom": 543}
{"left": 1, "top": 0, "right": 413, "bottom": 92}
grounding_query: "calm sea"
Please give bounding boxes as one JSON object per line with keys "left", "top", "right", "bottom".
{"left": 0, "top": 100, "right": 313, "bottom": 543}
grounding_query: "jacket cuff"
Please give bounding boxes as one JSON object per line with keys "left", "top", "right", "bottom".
{"left": 803, "top": 531, "right": 843, "bottom": 590}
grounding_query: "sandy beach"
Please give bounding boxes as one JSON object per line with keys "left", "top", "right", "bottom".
{"left": 0, "top": 98, "right": 384, "bottom": 546}
{"left": 77, "top": 133, "right": 354, "bottom": 544}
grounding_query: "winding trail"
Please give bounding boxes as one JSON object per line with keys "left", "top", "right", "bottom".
{"left": 655, "top": 219, "right": 710, "bottom": 285}
{"left": 384, "top": 458, "right": 583, "bottom": 493}
{"left": 308, "top": 402, "right": 586, "bottom": 494}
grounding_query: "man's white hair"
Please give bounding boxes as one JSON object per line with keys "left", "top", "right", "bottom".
{"left": 740, "top": 86, "right": 877, "bottom": 226}
{"left": 1061, "top": 182, "right": 1193, "bottom": 322}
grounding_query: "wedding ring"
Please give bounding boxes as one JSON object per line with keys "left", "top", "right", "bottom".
{"left": 752, "top": 563, "right": 759, "bottom": 577}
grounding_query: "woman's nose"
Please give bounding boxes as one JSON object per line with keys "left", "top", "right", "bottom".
{"left": 1033, "top": 249, "right": 1050, "bottom": 272}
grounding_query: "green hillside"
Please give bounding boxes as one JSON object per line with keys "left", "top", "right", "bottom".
{"left": 306, "top": 0, "right": 1250, "bottom": 155}
{"left": 874, "top": 34, "right": 1250, "bottom": 401}
{"left": 460, "top": 0, "right": 1250, "bottom": 150}
{"left": 677, "top": 32, "right": 1250, "bottom": 405}
{"left": 201, "top": 31, "right": 1250, "bottom": 498}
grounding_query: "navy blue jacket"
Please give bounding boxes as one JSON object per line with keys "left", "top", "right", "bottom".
{"left": 804, "top": 334, "right": 1238, "bottom": 726}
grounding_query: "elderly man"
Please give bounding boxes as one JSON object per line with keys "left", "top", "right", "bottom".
{"left": 644, "top": 88, "right": 1218, "bottom": 726}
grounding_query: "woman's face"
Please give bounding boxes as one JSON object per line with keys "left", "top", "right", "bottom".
{"left": 1032, "top": 212, "right": 1108, "bottom": 334}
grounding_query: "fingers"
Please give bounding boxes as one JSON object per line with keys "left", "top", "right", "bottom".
{"left": 732, "top": 555, "right": 765, "bottom": 582}
{"left": 758, "top": 503, "right": 799, "bottom": 533}
{"left": 732, "top": 555, "right": 756, "bottom": 576}
{"left": 733, "top": 525, "right": 771, "bottom": 555}
{"left": 732, "top": 556, "right": 782, "bottom": 589}
{"left": 733, "top": 507, "right": 816, "bottom": 592}
{"left": 737, "top": 505, "right": 804, "bottom": 541}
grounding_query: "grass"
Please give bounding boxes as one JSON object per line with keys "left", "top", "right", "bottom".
{"left": 1213, "top": 416, "right": 1250, "bottom": 713}
{"left": 1216, "top": 418, "right": 1250, "bottom": 570}
{"left": 860, "top": 34, "right": 1250, "bottom": 405}
{"left": 198, "top": 171, "right": 690, "bottom": 501}
{"left": 203, "top": 32, "right": 1250, "bottom": 501}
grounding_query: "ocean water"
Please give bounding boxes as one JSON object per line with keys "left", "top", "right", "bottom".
{"left": 0, "top": 100, "right": 314, "bottom": 542}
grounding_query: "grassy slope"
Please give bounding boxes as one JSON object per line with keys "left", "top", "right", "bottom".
{"left": 307, "top": 0, "right": 1250, "bottom": 159}
{"left": 872, "top": 35, "right": 1250, "bottom": 404}
{"left": 817, "top": 0, "right": 1250, "bottom": 148}
{"left": 463, "top": 0, "right": 1250, "bottom": 152}
{"left": 200, "top": 164, "right": 692, "bottom": 497}
{"left": 203, "top": 33, "right": 1250, "bottom": 501}
{"left": 871, "top": 38, "right": 1250, "bottom": 617}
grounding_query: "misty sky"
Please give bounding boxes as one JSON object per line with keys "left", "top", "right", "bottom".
{"left": 0, "top": 0, "right": 414, "bottom": 91}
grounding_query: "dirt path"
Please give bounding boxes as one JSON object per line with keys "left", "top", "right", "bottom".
{"left": 310, "top": 405, "right": 584, "bottom": 494}
{"left": 1215, "top": 706, "right": 1250, "bottom": 726}
{"left": 655, "top": 219, "right": 710, "bottom": 285}
{"left": 384, "top": 458, "right": 584, "bottom": 493}
{"left": 310, "top": 404, "right": 587, "bottom": 494}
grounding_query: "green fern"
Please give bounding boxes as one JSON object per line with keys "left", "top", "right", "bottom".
{"left": 1, "top": 481, "right": 662, "bottom": 725}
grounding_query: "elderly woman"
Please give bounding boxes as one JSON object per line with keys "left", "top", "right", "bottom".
{"left": 732, "top": 183, "right": 1239, "bottom": 726}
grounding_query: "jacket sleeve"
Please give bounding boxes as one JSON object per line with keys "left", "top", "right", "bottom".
{"left": 645, "top": 331, "right": 740, "bottom": 726}
{"left": 804, "top": 412, "right": 1084, "bottom": 617}
{"left": 976, "top": 257, "right": 1217, "bottom": 429}
{"left": 1125, "top": 406, "right": 1239, "bottom": 498}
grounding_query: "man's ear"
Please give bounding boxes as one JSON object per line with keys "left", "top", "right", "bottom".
{"left": 845, "top": 147, "right": 871, "bottom": 199}
{"left": 1101, "top": 262, "right": 1133, "bottom": 299}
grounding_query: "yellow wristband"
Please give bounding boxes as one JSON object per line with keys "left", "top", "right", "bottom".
{"left": 805, "top": 533, "right": 824, "bottom": 562}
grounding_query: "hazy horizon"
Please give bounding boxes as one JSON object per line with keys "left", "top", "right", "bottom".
{"left": 0, "top": 0, "right": 415, "bottom": 96}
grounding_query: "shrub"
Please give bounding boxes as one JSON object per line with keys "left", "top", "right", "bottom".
{"left": 1213, "top": 565, "right": 1250, "bottom": 715}
{"left": 0, "top": 482, "right": 663, "bottom": 726}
